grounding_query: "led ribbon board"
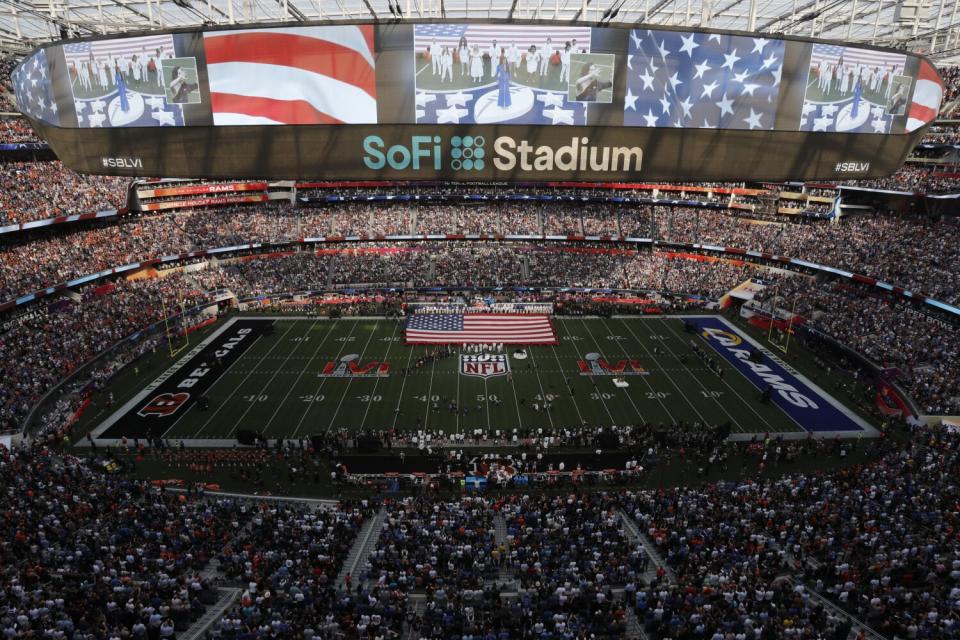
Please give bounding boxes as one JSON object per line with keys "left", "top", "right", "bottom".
{"left": 15, "top": 22, "right": 943, "bottom": 181}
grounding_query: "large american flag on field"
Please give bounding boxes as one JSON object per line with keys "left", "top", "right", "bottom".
{"left": 203, "top": 25, "right": 377, "bottom": 126}
{"left": 624, "top": 29, "right": 784, "bottom": 130}
{"left": 405, "top": 314, "right": 557, "bottom": 344}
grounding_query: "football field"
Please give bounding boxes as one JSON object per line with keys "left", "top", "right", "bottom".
{"left": 88, "top": 315, "right": 877, "bottom": 445}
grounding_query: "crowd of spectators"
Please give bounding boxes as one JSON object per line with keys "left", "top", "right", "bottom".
{"left": 757, "top": 278, "right": 960, "bottom": 415}
{"left": 938, "top": 65, "right": 960, "bottom": 117}
{"left": 0, "top": 57, "right": 17, "bottom": 112}
{"left": 842, "top": 164, "right": 960, "bottom": 193}
{"left": 622, "top": 422, "right": 960, "bottom": 639}
{"left": 210, "top": 501, "right": 378, "bottom": 638}
{"left": 0, "top": 443, "right": 260, "bottom": 638}
{"left": 0, "top": 161, "right": 125, "bottom": 225}
{"left": 6, "top": 418, "right": 960, "bottom": 639}
{"left": 8, "top": 201, "right": 958, "bottom": 303}
{"left": 0, "top": 276, "right": 208, "bottom": 433}
{"left": 659, "top": 208, "right": 960, "bottom": 303}
{"left": 0, "top": 118, "right": 41, "bottom": 143}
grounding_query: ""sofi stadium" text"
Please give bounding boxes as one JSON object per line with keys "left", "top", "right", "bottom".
{"left": 362, "top": 135, "right": 642, "bottom": 174}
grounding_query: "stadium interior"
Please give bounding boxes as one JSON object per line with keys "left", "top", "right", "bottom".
{"left": 2, "top": 4, "right": 960, "bottom": 640}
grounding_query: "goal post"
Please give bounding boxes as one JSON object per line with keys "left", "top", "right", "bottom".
{"left": 161, "top": 294, "right": 191, "bottom": 358}
{"left": 766, "top": 299, "right": 797, "bottom": 355}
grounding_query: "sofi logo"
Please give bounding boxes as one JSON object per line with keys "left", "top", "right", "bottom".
{"left": 362, "top": 135, "right": 641, "bottom": 174}
{"left": 362, "top": 135, "right": 485, "bottom": 172}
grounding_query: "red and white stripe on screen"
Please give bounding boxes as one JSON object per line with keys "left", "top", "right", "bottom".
{"left": 203, "top": 25, "right": 377, "bottom": 126}
{"left": 906, "top": 60, "right": 943, "bottom": 133}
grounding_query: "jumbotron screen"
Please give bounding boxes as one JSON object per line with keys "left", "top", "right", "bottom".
{"left": 14, "top": 22, "right": 944, "bottom": 181}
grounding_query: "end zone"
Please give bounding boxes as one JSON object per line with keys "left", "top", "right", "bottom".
{"left": 87, "top": 317, "right": 273, "bottom": 443}
{"left": 683, "top": 315, "right": 878, "bottom": 439}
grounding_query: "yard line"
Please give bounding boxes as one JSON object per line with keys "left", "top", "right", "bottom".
{"left": 227, "top": 321, "right": 323, "bottom": 437}
{"left": 525, "top": 346, "right": 556, "bottom": 429}
{"left": 657, "top": 318, "right": 779, "bottom": 433}
{"left": 391, "top": 343, "right": 419, "bottom": 430}
{"left": 483, "top": 376, "right": 491, "bottom": 433}
{"left": 162, "top": 333, "right": 265, "bottom": 440}
{"left": 261, "top": 320, "right": 335, "bottom": 434}
{"left": 324, "top": 319, "right": 381, "bottom": 433}
{"left": 586, "top": 318, "right": 648, "bottom": 424}
{"left": 557, "top": 320, "right": 616, "bottom": 425}
{"left": 456, "top": 348, "right": 462, "bottom": 435}
{"left": 615, "top": 318, "right": 709, "bottom": 426}
{"left": 192, "top": 321, "right": 299, "bottom": 438}
{"left": 291, "top": 320, "right": 361, "bottom": 437}
{"left": 422, "top": 356, "right": 438, "bottom": 429}
{"left": 548, "top": 344, "right": 586, "bottom": 425}
{"left": 507, "top": 363, "right": 524, "bottom": 433}
{"left": 359, "top": 321, "right": 400, "bottom": 431}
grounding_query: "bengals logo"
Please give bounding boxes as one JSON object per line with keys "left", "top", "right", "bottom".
{"left": 137, "top": 392, "right": 190, "bottom": 417}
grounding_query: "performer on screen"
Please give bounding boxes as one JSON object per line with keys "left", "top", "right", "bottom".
{"left": 496, "top": 55, "right": 512, "bottom": 109}
{"left": 560, "top": 42, "right": 572, "bottom": 84}
{"left": 430, "top": 39, "right": 441, "bottom": 76}
{"left": 525, "top": 45, "right": 539, "bottom": 82}
{"left": 169, "top": 66, "right": 199, "bottom": 104}
{"left": 470, "top": 45, "right": 484, "bottom": 83}
{"left": 114, "top": 68, "right": 130, "bottom": 112}
{"left": 458, "top": 37, "right": 469, "bottom": 76}
{"left": 508, "top": 41, "right": 520, "bottom": 75}
{"left": 440, "top": 47, "right": 454, "bottom": 83}
{"left": 540, "top": 36, "right": 553, "bottom": 77}
{"left": 575, "top": 63, "right": 612, "bottom": 102}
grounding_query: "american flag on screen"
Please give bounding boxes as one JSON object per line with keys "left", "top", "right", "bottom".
{"left": 11, "top": 49, "right": 59, "bottom": 124}
{"left": 906, "top": 60, "right": 943, "bottom": 132}
{"left": 203, "top": 25, "right": 377, "bottom": 125}
{"left": 405, "top": 314, "right": 557, "bottom": 344}
{"left": 624, "top": 29, "right": 784, "bottom": 130}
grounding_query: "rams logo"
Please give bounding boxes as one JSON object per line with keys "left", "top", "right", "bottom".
{"left": 137, "top": 392, "right": 190, "bottom": 417}
{"left": 701, "top": 327, "right": 743, "bottom": 347}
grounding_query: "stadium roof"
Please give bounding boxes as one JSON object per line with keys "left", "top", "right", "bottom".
{"left": 2, "top": 0, "right": 959, "bottom": 64}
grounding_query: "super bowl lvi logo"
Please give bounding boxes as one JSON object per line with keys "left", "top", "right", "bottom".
{"left": 319, "top": 354, "right": 390, "bottom": 377}
{"left": 460, "top": 354, "right": 511, "bottom": 379}
{"left": 577, "top": 352, "right": 648, "bottom": 376}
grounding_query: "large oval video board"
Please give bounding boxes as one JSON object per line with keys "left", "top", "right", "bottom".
{"left": 13, "top": 21, "right": 943, "bottom": 181}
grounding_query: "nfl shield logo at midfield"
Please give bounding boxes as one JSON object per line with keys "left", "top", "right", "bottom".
{"left": 460, "top": 354, "right": 511, "bottom": 379}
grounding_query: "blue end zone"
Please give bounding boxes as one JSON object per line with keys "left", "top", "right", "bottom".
{"left": 683, "top": 316, "right": 872, "bottom": 434}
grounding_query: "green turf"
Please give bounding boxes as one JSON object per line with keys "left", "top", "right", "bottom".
{"left": 125, "top": 316, "right": 817, "bottom": 442}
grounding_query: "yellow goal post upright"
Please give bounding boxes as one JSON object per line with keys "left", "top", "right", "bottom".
{"left": 160, "top": 293, "right": 191, "bottom": 358}
{"left": 766, "top": 298, "right": 798, "bottom": 355}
